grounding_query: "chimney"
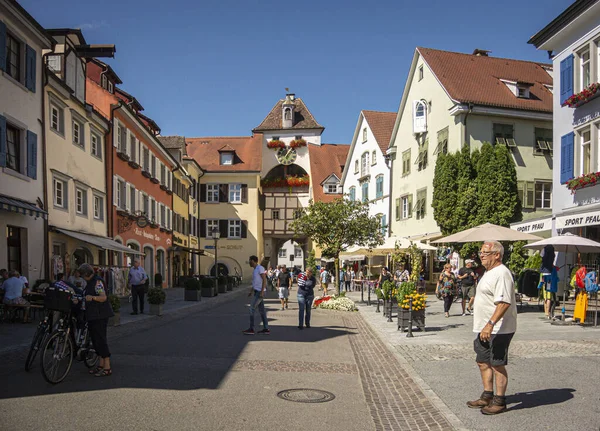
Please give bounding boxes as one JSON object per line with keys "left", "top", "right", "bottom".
{"left": 472, "top": 49, "right": 491, "bottom": 57}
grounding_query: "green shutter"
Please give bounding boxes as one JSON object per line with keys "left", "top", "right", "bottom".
{"left": 408, "top": 194, "right": 413, "bottom": 218}
{"left": 524, "top": 182, "right": 535, "bottom": 209}
{"left": 395, "top": 198, "right": 400, "bottom": 220}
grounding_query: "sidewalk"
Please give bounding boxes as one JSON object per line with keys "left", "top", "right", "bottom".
{"left": 0, "top": 284, "right": 250, "bottom": 355}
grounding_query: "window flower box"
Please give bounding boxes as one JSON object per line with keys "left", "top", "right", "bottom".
{"left": 149, "top": 222, "right": 159, "bottom": 229}
{"left": 267, "top": 140, "right": 285, "bottom": 149}
{"left": 566, "top": 171, "right": 600, "bottom": 193}
{"left": 117, "top": 151, "right": 130, "bottom": 162}
{"left": 116, "top": 209, "right": 129, "bottom": 217}
{"left": 150, "top": 177, "right": 160, "bottom": 184}
{"left": 261, "top": 175, "right": 310, "bottom": 188}
{"left": 563, "top": 83, "right": 600, "bottom": 108}
{"left": 160, "top": 227, "right": 167, "bottom": 232}
{"left": 142, "top": 170, "right": 152, "bottom": 178}
{"left": 289, "top": 138, "right": 307, "bottom": 148}
{"left": 166, "top": 189, "right": 173, "bottom": 195}
{"left": 160, "top": 184, "right": 169, "bottom": 192}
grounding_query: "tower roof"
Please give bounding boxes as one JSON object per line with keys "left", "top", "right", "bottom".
{"left": 253, "top": 97, "right": 324, "bottom": 132}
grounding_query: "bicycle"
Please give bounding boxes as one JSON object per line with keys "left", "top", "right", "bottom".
{"left": 25, "top": 309, "right": 57, "bottom": 372}
{"left": 40, "top": 292, "right": 99, "bottom": 384}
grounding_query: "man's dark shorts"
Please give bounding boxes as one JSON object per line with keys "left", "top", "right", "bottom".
{"left": 462, "top": 285, "right": 476, "bottom": 299}
{"left": 474, "top": 333, "right": 514, "bottom": 366}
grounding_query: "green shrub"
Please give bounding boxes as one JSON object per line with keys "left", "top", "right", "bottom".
{"left": 201, "top": 277, "right": 214, "bottom": 289}
{"left": 108, "top": 294, "right": 121, "bottom": 312}
{"left": 184, "top": 278, "right": 201, "bottom": 291}
{"left": 218, "top": 275, "right": 227, "bottom": 286}
{"left": 522, "top": 251, "right": 542, "bottom": 273}
{"left": 147, "top": 287, "right": 166, "bottom": 304}
{"left": 396, "top": 281, "right": 417, "bottom": 303}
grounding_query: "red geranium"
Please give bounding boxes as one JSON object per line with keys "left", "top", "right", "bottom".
{"left": 563, "top": 82, "right": 600, "bottom": 108}
{"left": 566, "top": 171, "right": 600, "bottom": 193}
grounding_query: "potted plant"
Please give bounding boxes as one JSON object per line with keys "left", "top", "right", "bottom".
{"left": 142, "top": 169, "right": 152, "bottom": 178}
{"left": 108, "top": 294, "right": 121, "bottom": 326}
{"left": 147, "top": 287, "right": 166, "bottom": 316}
{"left": 150, "top": 176, "right": 160, "bottom": 184}
{"left": 184, "top": 277, "right": 202, "bottom": 301}
{"left": 381, "top": 280, "right": 397, "bottom": 317}
{"left": 218, "top": 275, "right": 227, "bottom": 294}
{"left": 128, "top": 160, "right": 140, "bottom": 169}
{"left": 201, "top": 277, "right": 216, "bottom": 297}
{"left": 397, "top": 292, "right": 427, "bottom": 332}
{"left": 154, "top": 273, "right": 163, "bottom": 288}
{"left": 117, "top": 151, "right": 130, "bottom": 162}
{"left": 226, "top": 275, "right": 234, "bottom": 291}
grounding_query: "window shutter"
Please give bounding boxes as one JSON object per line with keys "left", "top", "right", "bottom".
{"left": 0, "top": 115, "right": 6, "bottom": 168}
{"left": 0, "top": 21, "right": 6, "bottom": 72}
{"left": 517, "top": 181, "right": 524, "bottom": 206}
{"left": 219, "top": 220, "right": 229, "bottom": 238}
{"left": 219, "top": 184, "right": 228, "bottom": 202}
{"left": 113, "top": 176, "right": 118, "bottom": 206}
{"left": 113, "top": 119, "right": 119, "bottom": 148}
{"left": 560, "top": 55, "right": 574, "bottom": 105}
{"left": 26, "top": 130, "right": 37, "bottom": 179}
{"left": 25, "top": 45, "right": 36, "bottom": 93}
{"left": 560, "top": 132, "right": 575, "bottom": 184}
{"left": 125, "top": 129, "right": 131, "bottom": 156}
{"left": 241, "top": 220, "right": 248, "bottom": 238}
{"left": 200, "top": 219, "right": 206, "bottom": 238}
{"left": 241, "top": 184, "right": 248, "bottom": 203}
{"left": 408, "top": 194, "right": 413, "bottom": 218}
{"left": 200, "top": 184, "right": 207, "bottom": 202}
{"left": 125, "top": 183, "right": 131, "bottom": 212}
{"left": 524, "top": 182, "right": 535, "bottom": 209}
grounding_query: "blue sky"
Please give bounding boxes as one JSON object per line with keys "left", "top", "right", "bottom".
{"left": 21, "top": 0, "right": 569, "bottom": 143}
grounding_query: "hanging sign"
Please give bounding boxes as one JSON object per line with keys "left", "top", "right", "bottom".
{"left": 556, "top": 210, "right": 600, "bottom": 229}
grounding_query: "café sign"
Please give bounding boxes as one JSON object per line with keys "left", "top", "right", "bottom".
{"left": 556, "top": 210, "right": 600, "bottom": 229}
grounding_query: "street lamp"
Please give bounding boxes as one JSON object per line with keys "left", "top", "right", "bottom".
{"left": 212, "top": 227, "right": 220, "bottom": 293}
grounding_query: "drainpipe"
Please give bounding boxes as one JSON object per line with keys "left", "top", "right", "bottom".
{"left": 386, "top": 150, "right": 394, "bottom": 236}
{"left": 108, "top": 102, "right": 122, "bottom": 265}
{"left": 41, "top": 53, "right": 51, "bottom": 280}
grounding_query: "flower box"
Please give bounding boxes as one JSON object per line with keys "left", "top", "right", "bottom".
{"left": 149, "top": 222, "right": 159, "bottom": 229}
{"left": 150, "top": 177, "right": 160, "bottom": 184}
{"left": 261, "top": 175, "right": 310, "bottom": 188}
{"left": 289, "top": 138, "right": 307, "bottom": 148}
{"left": 267, "top": 140, "right": 285, "bottom": 149}
{"left": 116, "top": 209, "right": 129, "bottom": 217}
{"left": 117, "top": 151, "right": 130, "bottom": 162}
{"left": 128, "top": 161, "right": 140, "bottom": 169}
{"left": 160, "top": 184, "right": 169, "bottom": 192}
{"left": 142, "top": 170, "right": 152, "bottom": 178}
{"left": 566, "top": 171, "right": 600, "bottom": 193}
{"left": 166, "top": 189, "right": 173, "bottom": 195}
{"left": 563, "top": 82, "right": 600, "bottom": 108}
{"left": 397, "top": 309, "right": 425, "bottom": 331}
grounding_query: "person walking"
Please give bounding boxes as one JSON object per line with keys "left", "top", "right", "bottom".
{"left": 378, "top": 267, "right": 392, "bottom": 287}
{"left": 79, "top": 263, "right": 114, "bottom": 377}
{"left": 395, "top": 264, "right": 410, "bottom": 283}
{"left": 297, "top": 267, "right": 317, "bottom": 329}
{"left": 128, "top": 259, "right": 148, "bottom": 315}
{"left": 277, "top": 265, "right": 292, "bottom": 310}
{"left": 437, "top": 263, "right": 457, "bottom": 318}
{"left": 458, "top": 259, "right": 478, "bottom": 315}
{"left": 243, "top": 255, "right": 270, "bottom": 335}
{"left": 343, "top": 267, "right": 352, "bottom": 292}
{"left": 320, "top": 268, "right": 330, "bottom": 296}
{"left": 467, "top": 241, "right": 517, "bottom": 415}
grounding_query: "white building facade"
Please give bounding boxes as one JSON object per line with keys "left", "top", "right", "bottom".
{"left": 0, "top": 1, "right": 52, "bottom": 282}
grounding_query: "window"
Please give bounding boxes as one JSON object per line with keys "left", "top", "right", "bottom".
{"left": 361, "top": 152, "right": 369, "bottom": 177}
{"left": 401, "top": 195, "right": 412, "bottom": 219}
{"left": 354, "top": 160, "right": 359, "bottom": 174}
{"left": 47, "top": 55, "right": 61, "bottom": 73}
{"left": 362, "top": 128, "right": 367, "bottom": 142}
{"left": 130, "top": 133, "right": 137, "bottom": 163}
{"left": 325, "top": 184, "right": 338, "bottom": 194}
{"left": 206, "top": 219, "right": 219, "bottom": 238}
{"left": 395, "top": 198, "right": 400, "bottom": 220}
{"left": 143, "top": 147, "right": 150, "bottom": 172}
{"left": 375, "top": 175, "right": 384, "bottom": 199}
{"left": 493, "top": 123, "right": 514, "bottom": 146}
{"left": 294, "top": 210, "right": 302, "bottom": 219}
{"left": 220, "top": 152, "right": 234, "bottom": 165}
{"left": 228, "top": 220, "right": 241, "bottom": 238}
{"left": 581, "top": 130, "right": 591, "bottom": 175}
{"left": 117, "top": 126, "right": 124, "bottom": 152}
{"left": 75, "top": 188, "right": 87, "bottom": 216}
{"left": 415, "top": 188, "right": 426, "bottom": 220}
{"left": 142, "top": 194, "right": 149, "bottom": 216}
{"left": 130, "top": 185, "right": 136, "bottom": 213}
{"left": 434, "top": 127, "right": 448, "bottom": 156}
{"left": 295, "top": 247, "right": 302, "bottom": 258}
{"left": 361, "top": 182, "right": 369, "bottom": 203}
{"left": 72, "top": 119, "right": 84, "bottom": 148}
{"left": 517, "top": 86, "right": 530, "bottom": 98}
{"left": 272, "top": 209, "right": 280, "bottom": 220}
{"left": 379, "top": 214, "right": 387, "bottom": 236}
{"left": 115, "top": 179, "right": 123, "bottom": 209}
{"left": 535, "top": 182, "right": 552, "bottom": 209}
{"left": 415, "top": 139, "right": 428, "bottom": 171}
{"left": 402, "top": 149, "right": 411, "bottom": 176}
{"left": 160, "top": 204, "right": 166, "bottom": 227}
{"left": 93, "top": 195, "right": 103, "bottom": 220}
{"left": 534, "top": 128, "right": 553, "bottom": 155}
{"left": 207, "top": 184, "right": 219, "bottom": 203}
{"left": 279, "top": 248, "right": 287, "bottom": 258}
{"left": 348, "top": 186, "right": 356, "bottom": 201}
{"left": 50, "top": 105, "right": 64, "bottom": 134}
{"left": 581, "top": 50, "right": 591, "bottom": 90}
{"left": 371, "top": 150, "right": 377, "bottom": 165}
{"left": 6, "top": 33, "right": 21, "bottom": 81}
{"left": 418, "top": 65, "right": 424, "bottom": 81}
{"left": 6, "top": 124, "right": 20, "bottom": 172}
{"left": 53, "top": 178, "right": 66, "bottom": 208}
{"left": 101, "top": 75, "right": 107, "bottom": 89}
{"left": 91, "top": 132, "right": 101, "bottom": 159}
{"left": 413, "top": 100, "right": 427, "bottom": 133}
{"left": 229, "top": 184, "right": 242, "bottom": 203}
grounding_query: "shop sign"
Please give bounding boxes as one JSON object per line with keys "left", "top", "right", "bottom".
{"left": 220, "top": 244, "right": 243, "bottom": 250}
{"left": 205, "top": 245, "right": 215, "bottom": 250}
{"left": 133, "top": 227, "right": 161, "bottom": 241}
{"left": 556, "top": 210, "right": 600, "bottom": 229}
{"left": 510, "top": 217, "right": 553, "bottom": 233}
{"left": 190, "top": 237, "right": 198, "bottom": 246}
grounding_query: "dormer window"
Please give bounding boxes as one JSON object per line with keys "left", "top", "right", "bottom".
{"left": 413, "top": 100, "right": 427, "bottom": 134}
{"left": 517, "top": 86, "right": 530, "bottom": 99}
{"left": 325, "top": 184, "right": 339, "bottom": 194}
{"left": 220, "top": 152, "right": 234, "bottom": 165}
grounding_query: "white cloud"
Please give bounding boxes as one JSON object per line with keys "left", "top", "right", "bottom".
{"left": 77, "top": 20, "right": 109, "bottom": 31}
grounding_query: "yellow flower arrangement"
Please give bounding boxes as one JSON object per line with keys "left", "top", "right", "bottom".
{"left": 400, "top": 293, "right": 427, "bottom": 311}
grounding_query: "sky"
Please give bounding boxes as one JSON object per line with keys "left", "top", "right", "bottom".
{"left": 21, "top": 0, "right": 570, "bottom": 144}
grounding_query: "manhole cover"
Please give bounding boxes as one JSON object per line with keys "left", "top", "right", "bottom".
{"left": 277, "top": 388, "right": 336, "bottom": 403}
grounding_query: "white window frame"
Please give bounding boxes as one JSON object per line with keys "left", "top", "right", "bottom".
{"left": 101, "top": 74, "right": 107, "bottom": 89}
{"left": 206, "top": 219, "right": 219, "bottom": 239}
{"left": 278, "top": 248, "right": 287, "bottom": 258}
{"left": 229, "top": 183, "right": 242, "bottom": 203}
{"left": 50, "top": 104, "right": 64, "bottom": 134}
{"left": 325, "top": 184, "right": 338, "bottom": 194}
{"left": 93, "top": 195, "right": 103, "bottom": 220}
{"left": 228, "top": 219, "right": 242, "bottom": 238}
{"left": 401, "top": 196, "right": 409, "bottom": 219}
{"left": 207, "top": 184, "right": 219, "bottom": 203}
{"left": 362, "top": 128, "right": 367, "bottom": 143}
{"left": 534, "top": 182, "right": 552, "bottom": 210}
{"left": 72, "top": 118, "right": 84, "bottom": 148}
{"left": 91, "top": 131, "right": 102, "bottom": 159}
{"left": 360, "top": 152, "right": 369, "bottom": 177}
{"left": 108, "top": 81, "right": 114, "bottom": 93}
{"left": 581, "top": 129, "right": 592, "bottom": 175}
{"left": 581, "top": 50, "right": 591, "bottom": 90}
{"left": 354, "top": 160, "right": 359, "bottom": 174}
{"left": 53, "top": 178, "right": 66, "bottom": 208}
{"left": 418, "top": 65, "right": 424, "bottom": 81}
{"left": 116, "top": 179, "right": 124, "bottom": 209}
{"left": 75, "top": 187, "right": 86, "bottom": 215}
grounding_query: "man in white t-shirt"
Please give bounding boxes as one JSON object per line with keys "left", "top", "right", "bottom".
{"left": 467, "top": 241, "right": 517, "bottom": 415}
{"left": 243, "top": 255, "right": 270, "bottom": 335}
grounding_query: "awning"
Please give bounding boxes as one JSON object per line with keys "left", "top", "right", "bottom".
{"left": 170, "top": 245, "right": 208, "bottom": 256}
{"left": 556, "top": 209, "right": 600, "bottom": 229}
{"left": 54, "top": 228, "right": 144, "bottom": 255}
{"left": 0, "top": 195, "right": 47, "bottom": 219}
{"left": 341, "top": 255, "right": 366, "bottom": 261}
{"left": 510, "top": 216, "right": 553, "bottom": 234}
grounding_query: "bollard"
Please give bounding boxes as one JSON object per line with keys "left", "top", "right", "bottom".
{"left": 407, "top": 297, "right": 414, "bottom": 338}
{"left": 360, "top": 281, "right": 364, "bottom": 303}
{"left": 367, "top": 283, "right": 371, "bottom": 306}
{"left": 376, "top": 295, "right": 380, "bottom": 313}
{"left": 387, "top": 297, "right": 393, "bottom": 322}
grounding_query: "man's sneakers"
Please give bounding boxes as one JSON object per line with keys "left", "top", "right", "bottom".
{"left": 257, "top": 328, "right": 271, "bottom": 335}
{"left": 242, "top": 328, "right": 255, "bottom": 335}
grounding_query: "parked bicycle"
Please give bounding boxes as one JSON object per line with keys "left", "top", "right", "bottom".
{"left": 25, "top": 308, "right": 57, "bottom": 372}
{"left": 39, "top": 284, "right": 98, "bottom": 384}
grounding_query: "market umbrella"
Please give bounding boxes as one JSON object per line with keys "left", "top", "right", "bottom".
{"left": 524, "top": 233, "right": 600, "bottom": 253}
{"left": 374, "top": 236, "right": 437, "bottom": 253}
{"left": 431, "top": 222, "right": 543, "bottom": 243}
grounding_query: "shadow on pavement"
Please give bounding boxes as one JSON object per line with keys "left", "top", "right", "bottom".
{"left": 508, "top": 388, "right": 576, "bottom": 410}
{"left": 0, "top": 297, "right": 351, "bottom": 400}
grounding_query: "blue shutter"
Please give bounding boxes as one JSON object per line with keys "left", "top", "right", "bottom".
{"left": 0, "top": 115, "right": 6, "bottom": 168}
{"left": 25, "top": 45, "right": 36, "bottom": 93}
{"left": 560, "top": 132, "right": 574, "bottom": 184}
{"left": 27, "top": 130, "right": 37, "bottom": 179}
{"left": 560, "top": 55, "right": 574, "bottom": 105}
{"left": 0, "top": 21, "right": 6, "bottom": 72}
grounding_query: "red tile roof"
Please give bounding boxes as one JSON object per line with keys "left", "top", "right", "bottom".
{"left": 418, "top": 47, "right": 553, "bottom": 113}
{"left": 362, "top": 110, "right": 397, "bottom": 153}
{"left": 185, "top": 136, "right": 263, "bottom": 172}
{"left": 308, "top": 144, "right": 350, "bottom": 203}
{"left": 254, "top": 98, "right": 324, "bottom": 131}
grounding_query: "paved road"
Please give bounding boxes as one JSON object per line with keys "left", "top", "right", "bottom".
{"left": 0, "top": 291, "right": 455, "bottom": 431}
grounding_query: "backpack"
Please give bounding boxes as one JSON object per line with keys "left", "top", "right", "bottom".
{"left": 576, "top": 267, "right": 587, "bottom": 289}
{"left": 324, "top": 271, "right": 331, "bottom": 283}
{"left": 584, "top": 271, "right": 598, "bottom": 293}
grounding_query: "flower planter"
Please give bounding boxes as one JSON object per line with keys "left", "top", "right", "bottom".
{"left": 166, "top": 189, "right": 173, "bottom": 195}
{"left": 117, "top": 210, "right": 129, "bottom": 217}
{"left": 160, "top": 227, "right": 166, "bottom": 232}
{"left": 142, "top": 170, "right": 152, "bottom": 178}
{"left": 160, "top": 184, "right": 169, "bottom": 192}
{"left": 149, "top": 223, "right": 159, "bottom": 229}
{"left": 149, "top": 303, "right": 163, "bottom": 316}
{"left": 227, "top": 282, "right": 233, "bottom": 291}
{"left": 201, "top": 286, "right": 216, "bottom": 297}
{"left": 563, "top": 82, "right": 600, "bottom": 108}
{"left": 267, "top": 140, "right": 285, "bottom": 149}
{"left": 108, "top": 312, "right": 120, "bottom": 327}
{"left": 117, "top": 152, "right": 130, "bottom": 162}
{"left": 397, "top": 309, "right": 425, "bottom": 331}
{"left": 218, "top": 284, "right": 227, "bottom": 294}
{"left": 128, "top": 161, "right": 140, "bottom": 169}
{"left": 150, "top": 177, "right": 160, "bottom": 184}
{"left": 184, "top": 289, "right": 202, "bottom": 301}
{"left": 566, "top": 171, "right": 600, "bottom": 194}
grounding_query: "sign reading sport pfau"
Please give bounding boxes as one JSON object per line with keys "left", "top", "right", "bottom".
{"left": 556, "top": 210, "right": 600, "bottom": 229}
{"left": 510, "top": 218, "right": 552, "bottom": 233}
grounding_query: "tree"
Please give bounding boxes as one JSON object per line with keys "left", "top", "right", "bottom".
{"left": 455, "top": 144, "right": 478, "bottom": 230}
{"left": 305, "top": 249, "right": 317, "bottom": 272}
{"left": 290, "top": 198, "right": 384, "bottom": 294}
{"left": 432, "top": 152, "right": 459, "bottom": 235}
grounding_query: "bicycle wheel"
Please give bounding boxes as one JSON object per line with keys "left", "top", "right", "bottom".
{"left": 25, "top": 322, "right": 47, "bottom": 372}
{"left": 83, "top": 338, "right": 99, "bottom": 369}
{"left": 40, "top": 331, "right": 73, "bottom": 384}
